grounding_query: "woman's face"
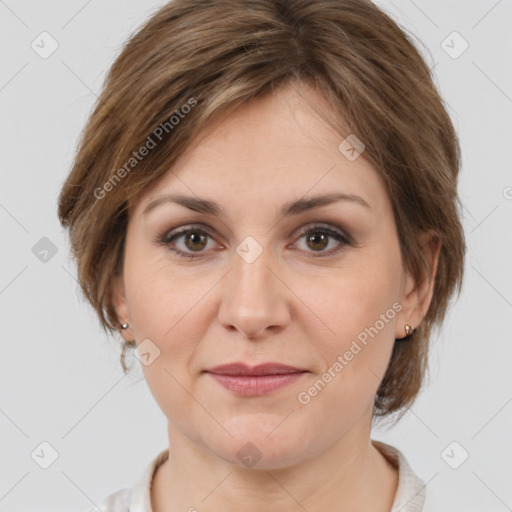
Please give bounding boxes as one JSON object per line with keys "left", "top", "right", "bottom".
{"left": 114, "top": 82, "right": 430, "bottom": 469}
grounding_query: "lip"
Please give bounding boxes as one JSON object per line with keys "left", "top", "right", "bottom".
{"left": 205, "top": 362, "right": 306, "bottom": 376}
{"left": 204, "top": 363, "right": 308, "bottom": 396}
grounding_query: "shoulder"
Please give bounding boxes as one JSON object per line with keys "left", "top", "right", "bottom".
{"left": 372, "top": 439, "right": 429, "bottom": 512}
{"left": 89, "top": 448, "right": 169, "bottom": 512}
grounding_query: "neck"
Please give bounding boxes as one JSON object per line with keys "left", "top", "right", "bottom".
{"left": 151, "top": 420, "right": 398, "bottom": 512}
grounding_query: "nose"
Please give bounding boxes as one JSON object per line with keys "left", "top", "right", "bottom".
{"left": 217, "top": 247, "right": 291, "bottom": 340}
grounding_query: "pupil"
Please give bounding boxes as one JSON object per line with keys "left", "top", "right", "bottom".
{"left": 308, "top": 233, "right": 328, "bottom": 251}
{"left": 186, "top": 232, "right": 206, "bottom": 251}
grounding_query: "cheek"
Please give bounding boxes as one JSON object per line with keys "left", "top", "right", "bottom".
{"left": 126, "top": 267, "right": 207, "bottom": 372}
{"left": 294, "top": 247, "right": 402, "bottom": 402}
{"left": 129, "top": 274, "right": 207, "bottom": 429}
{"left": 122, "top": 244, "right": 216, "bottom": 412}
{"left": 293, "top": 276, "right": 399, "bottom": 437}
{"left": 124, "top": 237, "right": 197, "bottom": 337}
{"left": 298, "top": 246, "right": 402, "bottom": 346}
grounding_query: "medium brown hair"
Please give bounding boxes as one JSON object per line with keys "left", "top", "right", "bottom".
{"left": 57, "top": 0, "right": 465, "bottom": 420}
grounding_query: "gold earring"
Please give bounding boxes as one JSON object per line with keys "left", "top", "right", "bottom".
{"left": 404, "top": 324, "right": 415, "bottom": 337}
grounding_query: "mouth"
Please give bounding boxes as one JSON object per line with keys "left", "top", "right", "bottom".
{"left": 203, "top": 362, "right": 308, "bottom": 396}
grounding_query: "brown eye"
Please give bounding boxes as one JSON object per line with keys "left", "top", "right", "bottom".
{"left": 294, "top": 224, "right": 350, "bottom": 258}
{"left": 156, "top": 223, "right": 350, "bottom": 260}
{"left": 305, "top": 232, "right": 329, "bottom": 252}
{"left": 183, "top": 231, "right": 208, "bottom": 252}
{"left": 158, "top": 226, "right": 215, "bottom": 259}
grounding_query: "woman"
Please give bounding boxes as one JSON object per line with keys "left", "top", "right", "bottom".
{"left": 58, "top": 0, "right": 465, "bottom": 510}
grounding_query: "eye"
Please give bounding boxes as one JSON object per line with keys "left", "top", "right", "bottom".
{"left": 292, "top": 223, "right": 350, "bottom": 257}
{"left": 155, "top": 223, "right": 351, "bottom": 259}
{"left": 156, "top": 225, "right": 219, "bottom": 259}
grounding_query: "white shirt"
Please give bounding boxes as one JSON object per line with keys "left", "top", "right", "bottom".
{"left": 94, "top": 440, "right": 437, "bottom": 511}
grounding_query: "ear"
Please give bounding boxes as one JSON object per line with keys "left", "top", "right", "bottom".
{"left": 396, "top": 230, "right": 441, "bottom": 338}
{"left": 112, "top": 273, "right": 134, "bottom": 342}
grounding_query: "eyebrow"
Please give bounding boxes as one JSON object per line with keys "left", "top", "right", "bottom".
{"left": 142, "top": 192, "right": 371, "bottom": 218}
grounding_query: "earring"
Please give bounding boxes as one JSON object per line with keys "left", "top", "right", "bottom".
{"left": 404, "top": 324, "right": 415, "bottom": 337}
{"left": 121, "top": 323, "right": 129, "bottom": 329}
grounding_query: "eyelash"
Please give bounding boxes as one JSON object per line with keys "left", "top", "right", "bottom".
{"left": 155, "top": 223, "right": 351, "bottom": 259}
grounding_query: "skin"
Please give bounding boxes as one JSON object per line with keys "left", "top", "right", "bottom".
{"left": 113, "top": 81, "right": 440, "bottom": 512}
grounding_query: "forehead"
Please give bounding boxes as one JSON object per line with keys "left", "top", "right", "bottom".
{"left": 133, "top": 83, "right": 389, "bottom": 219}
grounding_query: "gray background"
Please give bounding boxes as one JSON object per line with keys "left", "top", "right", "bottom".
{"left": 1, "top": 0, "right": 511, "bottom": 510}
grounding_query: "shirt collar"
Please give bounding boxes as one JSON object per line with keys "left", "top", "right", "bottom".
{"left": 129, "top": 447, "right": 169, "bottom": 512}
{"left": 372, "top": 440, "right": 427, "bottom": 512}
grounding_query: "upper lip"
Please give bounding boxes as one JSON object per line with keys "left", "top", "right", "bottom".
{"left": 205, "top": 362, "right": 307, "bottom": 376}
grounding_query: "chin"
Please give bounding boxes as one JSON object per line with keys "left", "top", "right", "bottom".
{"left": 202, "top": 420, "right": 312, "bottom": 470}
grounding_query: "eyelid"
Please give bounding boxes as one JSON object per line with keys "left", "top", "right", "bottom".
{"left": 293, "top": 222, "right": 351, "bottom": 244}
{"left": 288, "top": 223, "right": 351, "bottom": 258}
{"left": 154, "top": 223, "right": 222, "bottom": 248}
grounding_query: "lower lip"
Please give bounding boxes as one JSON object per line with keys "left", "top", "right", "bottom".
{"left": 207, "top": 372, "right": 307, "bottom": 396}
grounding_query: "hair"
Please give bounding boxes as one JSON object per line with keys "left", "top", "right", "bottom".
{"left": 57, "top": 0, "right": 465, "bottom": 421}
